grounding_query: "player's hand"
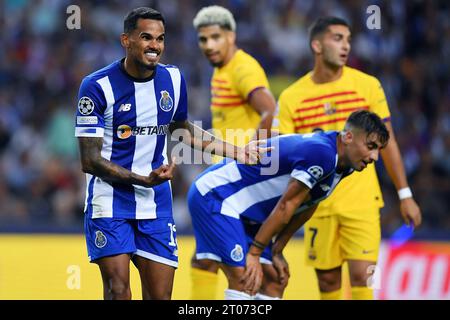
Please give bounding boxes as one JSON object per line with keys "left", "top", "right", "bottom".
{"left": 272, "top": 252, "right": 290, "bottom": 286}
{"left": 236, "top": 140, "right": 274, "bottom": 165}
{"left": 145, "top": 157, "right": 176, "bottom": 187}
{"left": 240, "top": 253, "right": 263, "bottom": 296}
{"left": 400, "top": 197, "right": 422, "bottom": 228}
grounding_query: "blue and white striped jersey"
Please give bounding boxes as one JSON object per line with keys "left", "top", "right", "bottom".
{"left": 75, "top": 59, "right": 187, "bottom": 219}
{"left": 193, "top": 132, "right": 352, "bottom": 223}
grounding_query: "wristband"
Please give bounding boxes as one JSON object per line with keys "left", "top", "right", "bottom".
{"left": 398, "top": 187, "right": 413, "bottom": 200}
{"left": 252, "top": 240, "right": 267, "bottom": 250}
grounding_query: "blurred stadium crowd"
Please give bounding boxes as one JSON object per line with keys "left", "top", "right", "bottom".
{"left": 0, "top": 0, "right": 448, "bottom": 237}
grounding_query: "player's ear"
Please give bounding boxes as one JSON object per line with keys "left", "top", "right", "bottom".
{"left": 311, "top": 39, "right": 322, "bottom": 54}
{"left": 341, "top": 130, "right": 353, "bottom": 145}
{"left": 120, "top": 33, "right": 130, "bottom": 49}
{"left": 227, "top": 30, "right": 236, "bottom": 45}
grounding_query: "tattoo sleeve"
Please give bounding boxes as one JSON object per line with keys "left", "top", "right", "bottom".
{"left": 78, "top": 137, "right": 146, "bottom": 186}
{"left": 169, "top": 120, "right": 238, "bottom": 158}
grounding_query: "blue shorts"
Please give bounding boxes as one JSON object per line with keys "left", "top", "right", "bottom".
{"left": 187, "top": 185, "right": 272, "bottom": 267}
{"left": 84, "top": 215, "right": 178, "bottom": 268}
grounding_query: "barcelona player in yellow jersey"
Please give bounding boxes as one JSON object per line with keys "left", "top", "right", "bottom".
{"left": 274, "top": 17, "right": 422, "bottom": 300}
{"left": 190, "top": 5, "right": 277, "bottom": 299}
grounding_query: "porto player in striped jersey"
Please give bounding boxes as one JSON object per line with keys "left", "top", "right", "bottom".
{"left": 274, "top": 16, "right": 421, "bottom": 300}
{"left": 188, "top": 110, "right": 390, "bottom": 299}
{"left": 75, "top": 7, "right": 269, "bottom": 300}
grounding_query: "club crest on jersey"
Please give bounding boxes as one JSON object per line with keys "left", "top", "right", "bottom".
{"left": 307, "top": 166, "right": 323, "bottom": 180}
{"left": 230, "top": 244, "right": 244, "bottom": 262}
{"left": 159, "top": 90, "right": 173, "bottom": 112}
{"left": 94, "top": 231, "right": 107, "bottom": 248}
{"left": 78, "top": 96, "right": 95, "bottom": 115}
{"left": 323, "top": 101, "right": 337, "bottom": 115}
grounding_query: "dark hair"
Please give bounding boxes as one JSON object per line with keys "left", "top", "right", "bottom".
{"left": 309, "top": 16, "right": 350, "bottom": 49}
{"left": 124, "top": 7, "right": 165, "bottom": 33}
{"left": 346, "top": 110, "right": 390, "bottom": 147}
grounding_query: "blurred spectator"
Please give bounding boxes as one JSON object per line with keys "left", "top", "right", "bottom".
{"left": 0, "top": 0, "right": 448, "bottom": 236}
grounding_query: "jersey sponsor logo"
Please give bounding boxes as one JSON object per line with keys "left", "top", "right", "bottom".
{"left": 320, "top": 184, "right": 331, "bottom": 192}
{"left": 118, "top": 103, "right": 132, "bottom": 112}
{"left": 323, "top": 101, "right": 337, "bottom": 115}
{"left": 116, "top": 124, "right": 170, "bottom": 139}
{"left": 78, "top": 96, "right": 95, "bottom": 115}
{"left": 307, "top": 166, "right": 323, "bottom": 180}
{"left": 159, "top": 90, "right": 174, "bottom": 112}
{"left": 230, "top": 244, "right": 244, "bottom": 262}
{"left": 77, "top": 116, "right": 98, "bottom": 125}
{"left": 94, "top": 231, "right": 107, "bottom": 248}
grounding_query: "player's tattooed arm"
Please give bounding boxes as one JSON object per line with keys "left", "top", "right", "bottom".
{"left": 169, "top": 120, "right": 229, "bottom": 154}
{"left": 78, "top": 137, "right": 175, "bottom": 187}
{"left": 169, "top": 120, "right": 272, "bottom": 164}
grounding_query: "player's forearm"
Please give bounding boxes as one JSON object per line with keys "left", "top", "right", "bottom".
{"left": 380, "top": 124, "right": 409, "bottom": 190}
{"left": 78, "top": 138, "right": 148, "bottom": 187}
{"left": 249, "top": 88, "right": 276, "bottom": 139}
{"left": 172, "top": 120, "right": 239, "bottom": 160}
{"left": 249, "top": 201, "right": 297, "bottom": 256}
{"left": 272, "top": 205, "right": 317, "bottom": 255}
{"left": 254, "top": 112, "right": 275, "bottom": 140}
{"left": 83, "top": 157, "right": 147, "bottom": 185}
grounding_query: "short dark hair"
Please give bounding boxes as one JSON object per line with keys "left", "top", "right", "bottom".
{"left": 124, "top": 7, "right": 165, "bottom": 33}
{"left": 346, "top": 110, "right": 390, "bottom": 147}
{"left": 309, "top": 16, "right": 350, "bottom": 49}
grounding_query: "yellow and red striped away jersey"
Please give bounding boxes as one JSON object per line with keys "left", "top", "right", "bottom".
{"left": 275, "top": 66, "right": 391, "bottom": 217}
{"left": 210, "top": 49, "right": 269, "bottom": 148}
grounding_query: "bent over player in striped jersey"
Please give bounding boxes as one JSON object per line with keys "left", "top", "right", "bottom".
{"left": 75, "top": 7, "right": 269, "bottom": 300}
{"left": 190, "top": 5, "right": 277, "bottom": 299}
{"left": 188, "top": 111, "right": 389, "bottom": 299}
{"left": 274, "top": 16, "right": 421, "bottom": 300}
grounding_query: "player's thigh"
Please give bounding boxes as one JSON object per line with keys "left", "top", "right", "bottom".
{"left": 133, "top": 254, "right": 175, "bottom": 299}
{"left": 84, "top": 216, "right": 136, "bottom": 263}
{"left": 339, "top": 210, "right": 381, "bottom": 263}
{"left": 304, "top": 215, "right": 342, "bottom": 270}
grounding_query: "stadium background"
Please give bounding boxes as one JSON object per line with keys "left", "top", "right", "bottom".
{"left": 0, "top": 0, "right": 448, "bottom": 299}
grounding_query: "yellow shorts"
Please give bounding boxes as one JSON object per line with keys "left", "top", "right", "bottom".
{"left": 304, "top": 210, "right": 380, "bottom": 270}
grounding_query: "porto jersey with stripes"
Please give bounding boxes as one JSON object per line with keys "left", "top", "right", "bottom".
{"left": 75, "top": 59, "right": 187, "bottom": 219}
{"left": 192, "top": 132, "right": 352, "bottom": 223}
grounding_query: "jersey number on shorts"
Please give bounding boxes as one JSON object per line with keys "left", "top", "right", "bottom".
{"left": 309, "top": 227, "right": 318, "bottom": 247}
{"left": 168, "top": 223, "right": 177, "bottom": 247}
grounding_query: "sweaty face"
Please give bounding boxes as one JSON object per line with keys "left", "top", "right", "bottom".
{"left": 318, "top": 25, "right": 351, "bottom": 68}
{"left": 124, "top": 18, "right": 165, "bottom": 71}
{"left": 197, "top": 25, "right": 234, "bottom": 67}
{"left": 345, "top": 131, "right": 383, "bottom": 172}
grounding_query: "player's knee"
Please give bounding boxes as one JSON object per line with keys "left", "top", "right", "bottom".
{"left": 105, "top": 278, "right": 131, "bottom": 300}
{"left": 191, "top": 257, "right": 219, "bottom": 273}
{"left": 349, "top": 270, "right": 370, "bottom": 287}
{"left": 317, "top": 272, "right": 341, "bottom": 292}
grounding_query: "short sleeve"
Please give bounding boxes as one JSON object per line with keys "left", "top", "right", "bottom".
{"left": 290, "top": 143, "right": 336, "bottom": 189}
{"left": 232, "top": 62, "right": 269, "bottom": 100}
{"left": 172, "top": 72, "right": 188, "bottom": 122}
{"left": 74, "top": 77, "right": 107, "bottom": 137}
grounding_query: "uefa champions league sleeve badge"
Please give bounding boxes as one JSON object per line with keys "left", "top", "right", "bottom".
{"left": 78, "top": 96, "right": 95, "bottom": 115}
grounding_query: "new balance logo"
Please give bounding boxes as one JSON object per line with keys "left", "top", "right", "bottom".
{"left": 362, "top": 249, "right": 375, "bottom": 254}
{"left": 118, "top": 103, "right": 132, "bottom": 112}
